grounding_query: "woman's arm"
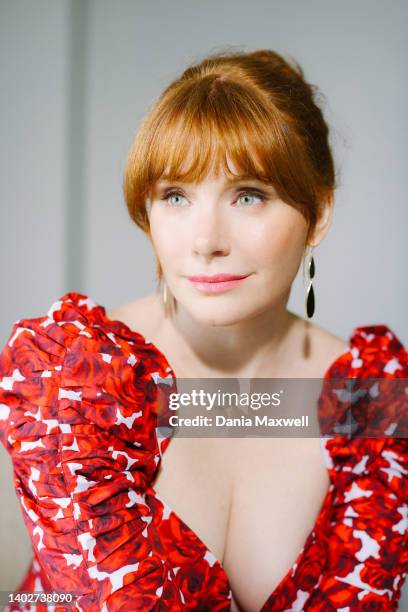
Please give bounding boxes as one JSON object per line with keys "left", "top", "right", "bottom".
{"left": 0, "top": 314, "right": 181, "bottom": 611}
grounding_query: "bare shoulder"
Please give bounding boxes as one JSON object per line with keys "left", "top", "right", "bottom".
{"left": 300, "top": 317, "right": 350, "bottom": 377}
{"left": 106, "top": 292, "right": 161, "bottom": 338}
{"left": 309, "top": 319, "right": 349, "bottom": 350}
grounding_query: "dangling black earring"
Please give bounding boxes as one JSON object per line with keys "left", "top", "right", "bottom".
{"left": 305, "top": 247, "right": 315, "bottom": 319}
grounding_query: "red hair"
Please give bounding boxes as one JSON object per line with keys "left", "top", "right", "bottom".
{"left": 123, "top": 48, "right": 336, "bottom": 282}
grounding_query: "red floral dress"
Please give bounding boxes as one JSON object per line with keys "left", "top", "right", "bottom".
{"left": 0, "top": 292, "right": 406, "bottom": 611}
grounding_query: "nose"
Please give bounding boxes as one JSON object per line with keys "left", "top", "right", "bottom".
{"left": 192, "top": 203, "right": 230, "bottom": 259}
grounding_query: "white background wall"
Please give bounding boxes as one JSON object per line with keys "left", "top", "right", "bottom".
{"left": 0, "top": 0, "right": 69, "bottom": 591}
{"left": 1, "top": 0, "right": 407, "bottom": 606}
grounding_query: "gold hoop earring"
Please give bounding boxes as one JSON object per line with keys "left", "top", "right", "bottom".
{"left": 161, "top": 280, "right": 168, "bottom": 316}
{"left": 305, "top": 246, "right": 316, "bottom": 319}
{"left": 161, "top": 279, "right": 176, "bottom": 317}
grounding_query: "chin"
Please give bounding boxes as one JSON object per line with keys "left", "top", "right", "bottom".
{"left": 183, "top": 298, "right": 258, "bottom": 327}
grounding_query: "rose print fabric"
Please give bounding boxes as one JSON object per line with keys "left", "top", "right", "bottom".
{"left": 0, "top": 292, "right": 406, "bottom": 611}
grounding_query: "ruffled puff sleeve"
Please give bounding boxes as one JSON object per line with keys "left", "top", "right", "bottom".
{"left": 0, "top": 294, "right": 179, "bottom": 611}
{"left": 312, "top": 325, "right": 408, "bottom": 610}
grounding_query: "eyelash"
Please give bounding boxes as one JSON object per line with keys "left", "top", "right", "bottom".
{"left": 160, "top": 188, "right": 267, "bottom": 207}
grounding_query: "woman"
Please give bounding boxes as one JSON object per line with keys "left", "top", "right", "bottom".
{"left": 0, "top": 49, "right": 406, "bottom": 611}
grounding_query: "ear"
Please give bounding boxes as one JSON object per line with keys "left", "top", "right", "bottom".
{"left": 308, "top": 197, "right": 334, "bottom": 248}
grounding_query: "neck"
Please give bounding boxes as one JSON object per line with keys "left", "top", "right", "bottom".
{"left": 155, "top": 293, "right": 305, "bottom": 378}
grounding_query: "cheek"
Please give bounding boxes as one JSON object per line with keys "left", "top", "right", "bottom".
{"left": 149, "top": 218, "right": 186, "bottom": 267}
{"left": 242, "top": 210, "right": 308, "bottom": 272}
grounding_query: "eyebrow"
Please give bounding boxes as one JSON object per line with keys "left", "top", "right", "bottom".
{"left": 156, "top": 175, "right": 271, "bottom": 187}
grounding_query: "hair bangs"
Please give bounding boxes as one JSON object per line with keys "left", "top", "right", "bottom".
{"left": 146, "top": 78, "right": 282, "bottom": 187}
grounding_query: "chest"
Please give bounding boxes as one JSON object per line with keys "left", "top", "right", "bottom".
{"left": 152, "top": 436, "right": 330, "bottom": 610}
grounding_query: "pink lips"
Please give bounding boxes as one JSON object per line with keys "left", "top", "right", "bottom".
{"left": 186, "top": 273, "right": 251, "bottom": 294}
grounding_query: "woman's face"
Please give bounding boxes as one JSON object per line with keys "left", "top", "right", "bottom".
{"left": 148, "top": 163, "right": 312, "bottom": 327}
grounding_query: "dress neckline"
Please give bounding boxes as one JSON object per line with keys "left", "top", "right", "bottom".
{"left": 65, "top": 292, "right": 400, "bottom": 612}
{"left": 87, "top": 295, "right": 358, "bottom": 609}
{"left": 56, "top": 292, "right": 406, "bottom": 609}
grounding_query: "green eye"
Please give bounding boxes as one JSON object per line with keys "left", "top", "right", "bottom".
{"left": 162, "top": 190, "right": 188, "bottom": 207}
{"left": 236, "top": 191, "right": 266, "bottom": 206}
